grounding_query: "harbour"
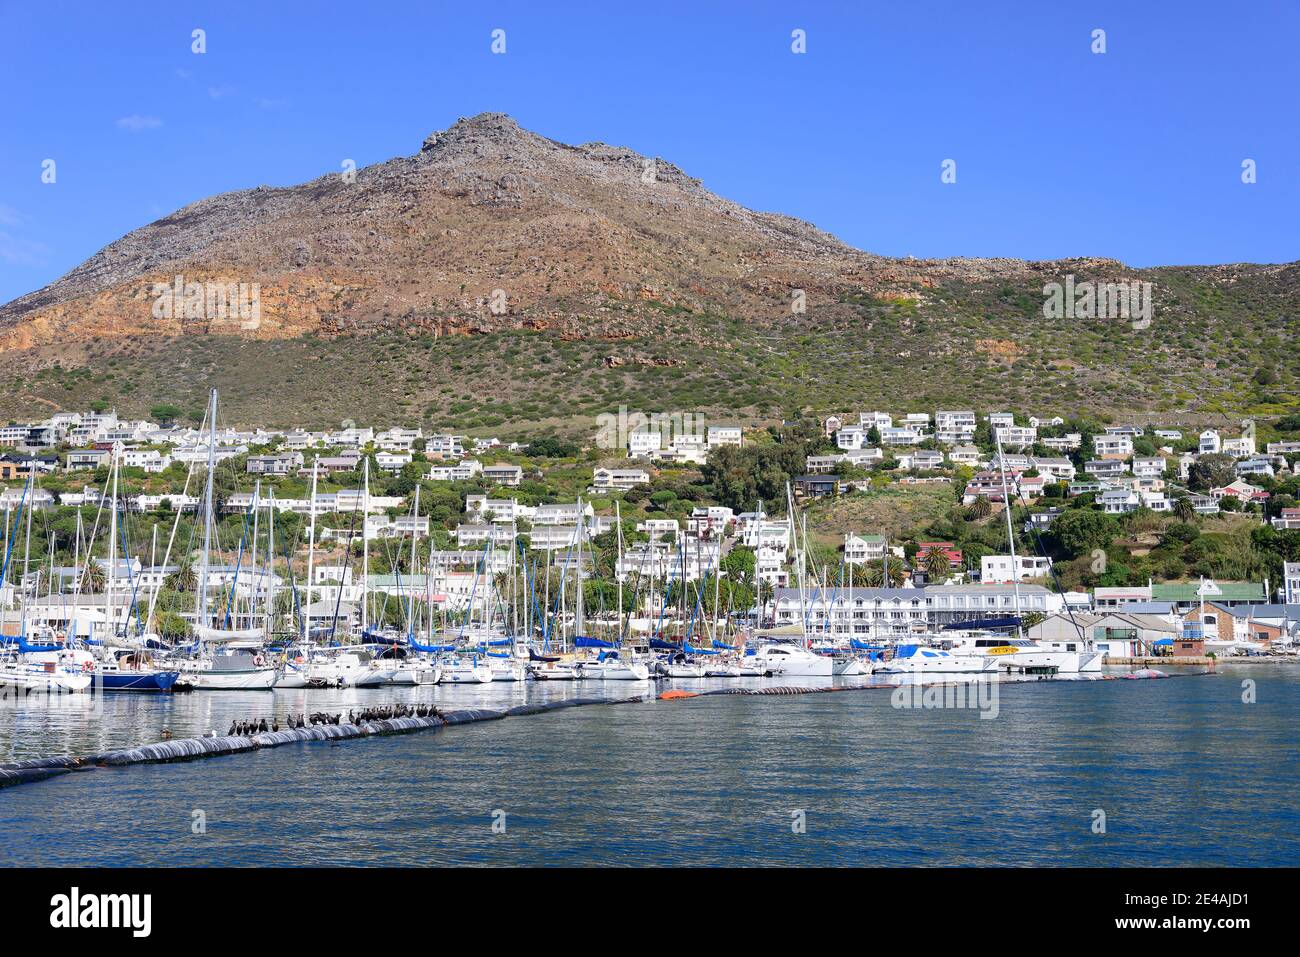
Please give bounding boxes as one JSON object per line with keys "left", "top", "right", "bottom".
{"left": 1, "top": 664, "right": 1295, "bottom": 867}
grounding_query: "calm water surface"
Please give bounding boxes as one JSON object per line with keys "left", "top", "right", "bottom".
{"left": 1, "top": 666, "right": 1296, "bottom": 866}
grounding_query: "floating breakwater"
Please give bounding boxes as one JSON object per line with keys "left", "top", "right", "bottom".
{"left": 0, "top": 699, "right": 643, "bottom": 790}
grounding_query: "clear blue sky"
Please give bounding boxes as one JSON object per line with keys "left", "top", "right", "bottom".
{"left": 2, "top": 1, "right": 1297, "bottom": 305}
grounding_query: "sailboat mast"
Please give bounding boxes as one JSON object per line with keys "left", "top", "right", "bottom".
{"left": 21, "top": 471, "right": 33, "bottom": 635}
{"left": 196, "top": 388, "right": 218, "bottom": 632}
{"left": 995, "top": 431, "right": 1024, "bottom": 634}
{"left": 361, "top": 458, "right": 370, "bottom": 633}
{"left": 106, "top": 448, "right": 118, "bottom": 640}
{"left": 615, "top": 499, "right": 623, "bottom": 643}
{"left": 574, "top": 499, "right": 585, "bottom": 638}
{"left": 265, "top": 489, "right": 277, "bottom": 640}
{"left": 304, "top": 457, "right": 319, "bottom": 641}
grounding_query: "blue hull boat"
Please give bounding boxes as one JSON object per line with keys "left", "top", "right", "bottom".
{"left": 99, "top": 670, "right": 180, "bottom": 692}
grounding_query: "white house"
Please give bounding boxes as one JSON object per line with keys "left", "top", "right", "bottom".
{"left": 1093, "top": 434, "right": 1133, "bottom": 458}
{"left": 705, "top": 425, "right": 743, "bottom": 448}
{"left": 981, "top": 554, "right": 1052, "bottom": 583}
{"left": 843, "top": 533, "right": 887, "bottom": 564}
{"left": 627, "top": 430, "right": 663, "bottom": 458}
{"left": 592, "top": 467, "right": 650, "bottom": 491}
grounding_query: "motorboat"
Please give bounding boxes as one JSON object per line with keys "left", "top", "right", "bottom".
{"left": 875, "top": 644, "right": 999, "bottom": 675}
{"left": 949, "top": 633, "right": 1102, "bottom": 674}
{"left": 752, "top": 642, "right": 833, "bottom": 677}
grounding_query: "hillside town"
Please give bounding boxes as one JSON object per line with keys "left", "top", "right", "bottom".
{"left": 0, "top": 401, "right": 1298, "bottom": 660}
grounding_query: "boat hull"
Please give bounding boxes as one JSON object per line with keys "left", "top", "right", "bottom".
{"left": 193, "top": 668, "right": 279, "bottom": 690}
{"left": 0, "top": 668, "right": 93, "bottom": 694}
{"left": 98, "top": 670, "right": 180, "bottom": 692}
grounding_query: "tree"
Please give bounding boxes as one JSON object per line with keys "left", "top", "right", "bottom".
{"left": 923, "top": 547, "right": 951, "bottom": 582}
{"left": 855, "top": 559, "right": 907, "bottom": 588}
{"left": 166, "top": 559, "right": 197, "bottom": 594}
{"left": 1189, "top": 453, "right": 1237, "bottom": 492}
{"left": 1050, "top": 509, "right": 1115, "bottom": 558}
{"left": 966, "top": 496, "right": 992, "bottom": 520}
{"left": 719, "top": 546, "right": 756, "bottom": 586}
{"left": 81, "top": 560, "right": 106, "bottom": 594}
{"left": 150, "top": 404, "right": 183, "bottom": 423}
{"left": 1172, "top": 495, "right": 1197, "bottom": 524}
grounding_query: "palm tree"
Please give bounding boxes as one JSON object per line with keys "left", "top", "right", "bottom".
{"left": 165, "top": 559, "right": 197, "bottom": 594}
{"left": 80, "top": 560, "right": 106, "bottom": 595}
{"left": 966, "top": 496, "right": 992, "bottom": 521}
{"left": 923, "top": 547, "right": 951, "bottom": 583}
{"left": 1173, "top": 495, "right": 1197, "bottom": 524}
{"left": 858, "top": 559, "right": 906, "bottom": 588}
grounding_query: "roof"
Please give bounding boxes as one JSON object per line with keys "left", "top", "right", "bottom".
{"left": 926, "top": 583, "right": 1052, "bottom": 595}
{"left": 1120, "top": 601, "right": 1177, "bottom": 614}
{"left": 1151, "top": 582, "right": 1266, "bottom": 602}
{"left": 773, "top": 587, "right": 923, "bottom": 601}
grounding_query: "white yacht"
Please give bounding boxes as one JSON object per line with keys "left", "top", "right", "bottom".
{"left": 875, "top": 644, "right": 999, "bottom": 675}
{"left": 388, "top": 658, "right": 440, "bottom": 685}
{"left": 529, "top": 660, "right": 579, "bottom": 680}
{"left": 178, "top": 651, "right": 279, "bottom": 690}
{"left": 576, "top": 653, "right": 650, "bottom": 680}
{"left": 488, "top": 657, "right": 529, "bottom": 682}
{"left": 439, "top": 656, "right": 494, "bottom": 684}
{"left": 0, "top": 652, "right": 93, "bottom": 694}
{"left": 949, "top": 634, "right": 1102, "bottom": 674}
{"left": 752, "top": 642, "right": 834, "bottom": 677}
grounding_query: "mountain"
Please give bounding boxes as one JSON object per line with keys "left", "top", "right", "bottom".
{"left": 1, "top": 112, "right": 1296, "bottom": 431}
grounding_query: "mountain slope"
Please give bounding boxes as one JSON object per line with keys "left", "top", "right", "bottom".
{"left": 1, "top": 112, "right": 1296, "bottom": 429}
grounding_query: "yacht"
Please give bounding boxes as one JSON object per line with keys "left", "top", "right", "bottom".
{"left": 949, "top": 633, "right": 1102, "bottom": 674}
{"left": 576, "top": 652, "right": 650, "bottom": 680}
{"left": 752, "top": 642, "right": 833, "bottom": 677}
{"left": 704, "top": 659, "right": 742, "bottom": 677}
{"left": 658, "top": 652, "right": 706, "bottom": 678}
{"left": 875, "top": 644, "right": 999, "bottom": 675}
{"left": 439, "top": 656, "right": 494, "bottom": 684}
{"left": 529, "top": 660, "right": 579, "bottom": 680}
{"left": 176, "top": 651, "right": 279, "bottom": 690}
{"left": 0, "top": 650, "right": 93, "bottom": 694}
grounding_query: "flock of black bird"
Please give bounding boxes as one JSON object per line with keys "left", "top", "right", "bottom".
{"left": 225, "top": 704, "right": 443, "bottom": 737}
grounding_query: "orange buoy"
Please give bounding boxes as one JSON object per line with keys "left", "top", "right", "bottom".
{"left": 659, "top": 690, "right": 699, "bottom": 700}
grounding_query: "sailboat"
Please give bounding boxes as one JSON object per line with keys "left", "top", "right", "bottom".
{"left": 175, "top": 389, "right": 279, "bottom": 690}
{"left": 571, "top": 502, "right": 649, "bottom": 681}
{"left": 750, "top": 486, "right": 832, "bottom": 677}
{"left": 0, "top": 471, "right": 93, "bottom": 694}
{"left": 83, "top": 450, "right": 180, "bottom": 691}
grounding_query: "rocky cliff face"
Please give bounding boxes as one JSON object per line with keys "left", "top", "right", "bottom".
{"left": 0, "top": 112, "right": 1043, "bottom": 351}
{"left": 0, "top": 113, "right": 1295, "bottom": 426}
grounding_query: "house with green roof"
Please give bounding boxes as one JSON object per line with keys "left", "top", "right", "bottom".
{"left": 1150, "top": 581, "right": 1266, "bottom": 612}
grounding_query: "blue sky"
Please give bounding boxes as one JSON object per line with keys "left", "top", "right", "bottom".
{"left": 1, "top": 1, "right": 1297, "bottom": 305}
